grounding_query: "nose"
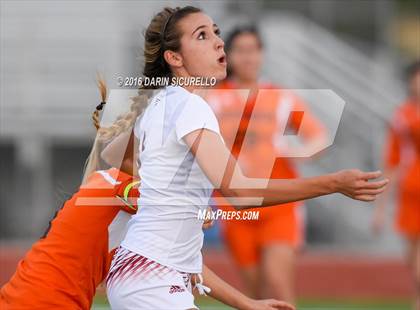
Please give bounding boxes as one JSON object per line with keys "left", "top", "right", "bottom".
{"left": 215, "top": 35, "right": 224, "bottom": 51}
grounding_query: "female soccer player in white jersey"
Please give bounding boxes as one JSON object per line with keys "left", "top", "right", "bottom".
{"left": 101, "top": 6, "right": 388, "bottom": 310}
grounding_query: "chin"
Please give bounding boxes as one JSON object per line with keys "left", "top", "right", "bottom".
{"left": 215, "top": 70, "right": 227, "bottom": 81}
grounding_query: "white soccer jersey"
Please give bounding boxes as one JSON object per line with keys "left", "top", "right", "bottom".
{"left": 121, "top": 85, "right": 221, "bottom": 273}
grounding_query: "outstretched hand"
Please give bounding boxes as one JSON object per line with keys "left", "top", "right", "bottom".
{"left": 334, "top": 169, "right": 389, "bottom": 202}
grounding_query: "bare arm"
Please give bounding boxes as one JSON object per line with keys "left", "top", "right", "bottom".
{"left": 198, "top": 265, "right": 294, "bottom": 310}
{"left": 184, "top": 129, "right": 388, "bottom": 210}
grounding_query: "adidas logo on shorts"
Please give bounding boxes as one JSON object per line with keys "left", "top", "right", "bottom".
{"left": 169, "top": 285, "right": 185, "bottom": 294}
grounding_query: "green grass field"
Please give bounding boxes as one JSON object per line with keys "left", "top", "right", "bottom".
{"left": 92, "top": 294, "right": 411, "bottom": 310}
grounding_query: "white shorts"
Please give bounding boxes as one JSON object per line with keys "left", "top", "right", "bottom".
{"left": 106, "top": 246, "right": 199, "bottom": 310}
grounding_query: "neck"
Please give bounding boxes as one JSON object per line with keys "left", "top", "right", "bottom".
{"left": 171, "top": 70, "right": 194, "bottom": 93}
{"left": 171, "top": 75, "right": 210, "bottom": 97}
{"left": 181, "top": 84, "right": 194, "bottom": 93}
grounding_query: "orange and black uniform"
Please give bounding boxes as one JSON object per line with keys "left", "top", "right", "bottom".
{"left": 0, "top": 168, "right": 139, "bottom": 309}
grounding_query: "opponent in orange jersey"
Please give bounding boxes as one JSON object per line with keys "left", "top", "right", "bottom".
{"left": 373, "top": 61, "right": 420, "bottom": 309}
{"left": 206, "top": 26, "right": 326, "bottom": 304}
{"left": 0, "top": 168, "right": 140, "bottom": 310}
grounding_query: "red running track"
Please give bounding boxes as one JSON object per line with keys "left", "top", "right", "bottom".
{"left": 0, "top": 246, "right": 414, "bottom": 299}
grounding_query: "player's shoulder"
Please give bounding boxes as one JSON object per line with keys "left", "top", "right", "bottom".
{"left": 161, "top": 85, "right": 208, "bottom": 112}
{"left": 165, "top": 85, "right": 191, "bottom": 103}
{"left": 169, "top": 86, "right": 213, "bottom": 114}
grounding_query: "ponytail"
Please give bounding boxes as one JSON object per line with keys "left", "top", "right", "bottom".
{"left": 82, "top": 75, "right": 151, "bottom": 184}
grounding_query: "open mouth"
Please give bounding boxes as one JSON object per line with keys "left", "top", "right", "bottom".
{"left": 218, "top": 55, "right": 226, "bottom": 66}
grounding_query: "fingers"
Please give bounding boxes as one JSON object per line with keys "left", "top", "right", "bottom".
{"left": 202, "top": 221, "right": 214, "bottom": 230}
{"left": 202, "top": 207, "right": 214, "bottom": 229}
{"left": 341, "top": 169, "right": 389, "bottom": 202}
{"left": 355, "top": 187, "right": 387, "bottom": 195}
{"left": 354, "top": 194, "right": 377, "bottom": 202}
{"left": 359, "top": 178, "right": 389, "bottom": 190}
{"left": 351, "top": 178, "right": 388, "bottom": 201}
{"left": 360, "top": 170, "right": 382, "bottom": 180}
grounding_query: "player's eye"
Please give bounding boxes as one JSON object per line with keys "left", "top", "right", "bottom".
{"left": 198, "top": 31, "right": 206, "bottom": 40}
{"left": 214, "top": 28, "right": 221, "bottom": 37}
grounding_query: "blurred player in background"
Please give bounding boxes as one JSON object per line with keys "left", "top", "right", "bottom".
{"left": 373, "top": 60, "right": 420, "bottom": 310}
{"left": 207, "top": 26, "right": 326, "bottom": 303}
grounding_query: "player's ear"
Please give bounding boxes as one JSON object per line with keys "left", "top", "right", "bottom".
{"left": 163, "top": 50, "right": 183, "bottom": 68}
